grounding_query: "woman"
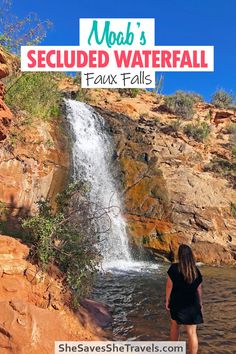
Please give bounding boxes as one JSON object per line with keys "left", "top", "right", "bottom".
{"left": 166, "top": 244, "right": 203, "bottom": 354}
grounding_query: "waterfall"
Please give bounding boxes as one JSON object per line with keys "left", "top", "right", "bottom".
{"left": 65, "top": 99, "right": 132, "bottom": 269}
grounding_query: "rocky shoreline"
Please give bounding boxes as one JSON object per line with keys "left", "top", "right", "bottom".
{"left": 0, "top": 235, "right": 108, "bottom": 353}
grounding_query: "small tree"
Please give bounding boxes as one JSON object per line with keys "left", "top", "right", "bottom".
{"left": 211, "top": 90, "right": 235, "bottom": 109}
{"left": 164, "top": 91, "right": 201, "bottom": 119}
{"left": 22, "top": 182, "right": 101, "bottom": 305}
{"left": 0, "top": 0, "right": 52, "bottom": 54}
{"left": 184, "top": 121, "right": 211, "bottom": 142}
{"left": 118, "top": 88, "right": 141, "bottom": 98}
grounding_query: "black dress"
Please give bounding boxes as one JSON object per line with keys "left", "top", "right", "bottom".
{"left": 167, "top": 263, "right": 203, "bottom": 325}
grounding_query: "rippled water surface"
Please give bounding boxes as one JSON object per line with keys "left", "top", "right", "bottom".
{"left": 92, "top": 264, "right": 236, "bottom": 354}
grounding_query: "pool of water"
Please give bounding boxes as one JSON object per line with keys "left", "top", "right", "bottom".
{"left": 91, "top": 263, "right": 236, "bottom": 354}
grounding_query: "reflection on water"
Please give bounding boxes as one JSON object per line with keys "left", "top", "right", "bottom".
{"left": 92, "top": 264, "right": 236, "bottom": 354}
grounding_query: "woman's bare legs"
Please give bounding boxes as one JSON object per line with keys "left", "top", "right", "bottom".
{"left": 185, "top": 325, "right": 198, "bottom": 354}
{"left": 170, "top": 320, "right": 180, "bottom": 340}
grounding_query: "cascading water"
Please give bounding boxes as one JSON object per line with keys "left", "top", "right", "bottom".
{"left": 65, "top": 99, "right": 159, "bottom": 273}
{"left": 65, "top": 99, "right": 132, "bottom": 270}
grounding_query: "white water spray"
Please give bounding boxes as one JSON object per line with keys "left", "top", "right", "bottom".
{"left": 65, "top": 99, "right": 159, "bottom": 273}
{"left": 65, "top": 99, "right": 133, "bottom": 269}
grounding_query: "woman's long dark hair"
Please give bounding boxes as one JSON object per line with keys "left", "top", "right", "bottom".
{"left": 178, "top": 244, "right": 197, "bottom": 283}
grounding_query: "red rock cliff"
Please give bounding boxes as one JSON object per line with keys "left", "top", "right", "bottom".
{"left": 87, "top": 89, "right": 236, "bottom": 266}
{"left": 0, "top": 48, "right": 70, "bottom": 231}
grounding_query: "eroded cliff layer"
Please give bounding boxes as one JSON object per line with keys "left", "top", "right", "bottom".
{"left": 89, "top": 89, "right": 236, "bottom": 265}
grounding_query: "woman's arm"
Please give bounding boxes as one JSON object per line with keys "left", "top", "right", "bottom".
{"left": 166, "top": 275, "right": 173, "bottom": 310}
{"left": 197, "top": 284, "right": 203, "bottom": 309}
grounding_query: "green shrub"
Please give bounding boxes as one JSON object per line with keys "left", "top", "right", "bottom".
{"left": 185, "top": 92, "right": 203, "bottom": 103}
{"left": 204, "top": 157, "right": 236, "bottom": 175}
{"left": 22, "top": 182, "right": 100, "bottom": 304}
{"left": 169, "top": 119, "right": 182, "bottom": 132}
{"left": 230, "top": 202, "right": 236, "bottom": 218}
{"left": 183, "top": 121, "right": 211, "bottom": 142}
{"left": 204, "top": 158, "right": 236, "bottom": 189}
{"left": 164, "top": 91, "right": 200, "bottom": 119}
{"left": 5, "top": 73, "right": 61, "bottom": 120}
{"left": 0, "top": 201, "right": 8, "bottom": 220}
{"left": 73, "top": 73, "right": 82, "bottom": 85}
{"left": 74, "top": 88, "right": 90, "bottom": 102}
{"left": 142, "top": 236, "right": 149, "bottom": 245}
{"left": 225, "top": 124, "right": 236, "bottom": 155}
{"left": 226, "top": 123, "right": 236, "bottom": 135}
{"left": 211, "top": 90, "right": 235, "bottom": 109}
{"left": 118, "top": 88, "right": 140, "bottom": 98}
{"left": 232, "top": 145, "right": 236, "bottom": 158}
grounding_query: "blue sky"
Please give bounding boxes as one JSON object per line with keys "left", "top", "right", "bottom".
{"left": 11, "top": 0, "right": 236, "bottom": 101}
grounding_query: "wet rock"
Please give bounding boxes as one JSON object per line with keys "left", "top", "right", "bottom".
{"left": 79, "top": 299, "right": 112, "bottom": 328}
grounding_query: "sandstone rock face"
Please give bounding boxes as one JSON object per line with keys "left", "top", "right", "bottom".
{"left": 0, "top": 235, "right": 102, "bottom": 354}
{"left": 0, "top": 50, "right": 10, "bottom": 80}
{"left": 0, "top": 48, "right": 70, "bottom": 231}
{"left": 0, "top": 118, "right": 70, "bottom": 218}
{"left": 0, "top": 49, "right": 14, "bottom": 143}
{"left": 91, "top": 91, "right": 236, "bottom": 265}
{"left": 94, "top": 107, "right": 175, "bottom": 258}
{"left": 0, "top": 47, "right": 19, "bottom": 80}
{"left": 154, "top": 131, "right": 236, "bottom": 264}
